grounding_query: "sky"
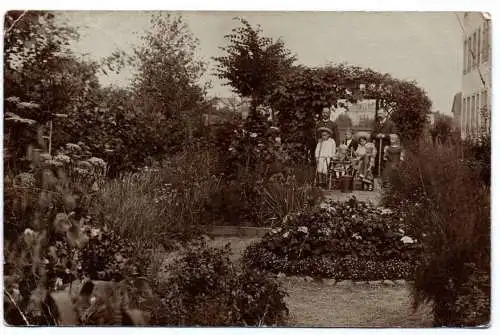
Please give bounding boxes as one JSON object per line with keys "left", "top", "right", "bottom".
{"left": 60, "top": 11, "right": 464, "bottom": 114}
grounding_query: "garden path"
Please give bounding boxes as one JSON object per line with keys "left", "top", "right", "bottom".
{"left": 206, "top": 236, "right": 433, "bottom": 327}
{"left": 322, "top": 178, "right": 383, "bottom": 205}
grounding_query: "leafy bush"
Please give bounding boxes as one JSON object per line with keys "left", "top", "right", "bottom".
{"left": 382, "top": 140, "right": 490, "bottom": 327}
{"left": 243, "top": 198, "right": 422, "bottom": 280}
{"left": 152, "top": 244, "right": 289, "bottom": 326}
{"left": 204, "top": 172, "right": 321, "bottom": 227}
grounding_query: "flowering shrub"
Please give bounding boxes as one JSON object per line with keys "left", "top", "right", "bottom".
{"left": 242, "top": 197, "right": 422, "bottom": 280}
{"left": 211, "top": 116, "right": 291, "bottom": 180}
{"left": 152, "top": 244, "right": 289, "bottom": 326}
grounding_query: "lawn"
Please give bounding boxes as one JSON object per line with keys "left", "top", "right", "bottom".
{"left": 207, "top": 236, "right": 434, "bottom": 328}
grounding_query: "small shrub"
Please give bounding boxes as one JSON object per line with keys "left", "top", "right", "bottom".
{"left": 153, "top": 244, "right": 289, "bottom": 326}
{"left": 243, "top": 198, "right": 422, "bottom": 280}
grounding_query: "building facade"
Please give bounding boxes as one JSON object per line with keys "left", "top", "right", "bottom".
{"left": 459, "top": 12, "right": 492, "bottom": 139}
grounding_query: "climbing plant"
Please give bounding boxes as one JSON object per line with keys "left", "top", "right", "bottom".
{"left": 266, "top": 64, "right": 432, "bottom": 161}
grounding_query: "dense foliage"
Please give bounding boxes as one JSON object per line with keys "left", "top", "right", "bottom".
{"left": 201, "top": 116, "right": 322, "bottom": 227}
{"left": 4, "top": 11, "right": 212, "bottom": 177}
{"left": 382, "top": 139, "right": 490, "bottom": 327}
{"left": 429, "top": 112, "right": 454, "bottom": 145}
{"left": 153, "top": 244, "right": 289, "bottom": 326}
{"left": 213, "top": 18, "right": 296, "bottom": 114}
{"left": 243, "top": 198, "right": 422, "bottom": 280}
{"left": 266, "top": 64, "right": 432, "bottom": 162}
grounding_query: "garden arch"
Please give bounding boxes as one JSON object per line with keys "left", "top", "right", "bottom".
{"left": 266, "top": 64, "right": 432, "bottom": 163}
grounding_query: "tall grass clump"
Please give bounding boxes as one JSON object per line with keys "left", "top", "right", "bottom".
{"left": 382, "top": 139, "right": 490, "bottom": 327}
{"left": 92, "top": 147, "right": 222, "bottom": 248}
{"left": 258, "top": 171, "right": 323, "bottom": 227}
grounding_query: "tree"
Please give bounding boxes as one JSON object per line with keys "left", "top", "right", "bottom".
{"left": 213, "top": 18, "right": 296, "bottom": 117}
{"left": 430, "top": 112, "right": 454, "bottom": 145}
{"left": 132, "top": 13, "right": 208, "bottom": 119}
{"left": 128, "top": 13, "right": 209, "bottom": 152}
{"left": 3, "top": 11, "right": 101, "bottom": 170}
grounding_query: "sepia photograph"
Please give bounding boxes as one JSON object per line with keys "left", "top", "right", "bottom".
{"left": 2, "top": 9, "right": 492, "bottom": 328}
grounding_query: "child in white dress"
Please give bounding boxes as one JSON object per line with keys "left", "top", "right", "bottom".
{"left": 315, "top": 127, "right": 336, "bottom": 186}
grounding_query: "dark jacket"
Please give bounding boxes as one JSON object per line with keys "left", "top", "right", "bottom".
{"left": 342, "top": 138, "right": 358, "bottom": 156}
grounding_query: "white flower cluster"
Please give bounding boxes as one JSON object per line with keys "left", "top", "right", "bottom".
{"left": 318, "top": 227, "right": 332, "bottom": 236}
{"left": 66, "top": 143, "right": 82, "bottom": 151}
{"left": 400, "top": 236, "right": 416, "bottom": 244}
{"left": 54, "top": 154, "right": 71, "bottom": 164}
{"left": 377, "top": 207, "right": 393, "bottom": 215}
{"left": 87, "top": 157, "right": 106, "bottom": 169}
{"left": 297, "top": 226, "right": 308, "bottom": 234}
{"left": 352, "top": 232, "right": 362, "bottom": 240}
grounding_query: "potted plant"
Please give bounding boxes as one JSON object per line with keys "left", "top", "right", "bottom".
{"left": 339, "top": 155, "right": 354, "bottom": 193}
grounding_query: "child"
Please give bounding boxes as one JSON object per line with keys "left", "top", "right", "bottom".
{"left": 315, "top": 127, "right": 336, "bottom": 186}
{"left": 364, "top": 139, "right": 377, "bottom": 191}
{"left": 334, "top": 144, "right": 348, "bottom": 178}
{"left": 383, "top": 133, "right": 405, "bottom": 188}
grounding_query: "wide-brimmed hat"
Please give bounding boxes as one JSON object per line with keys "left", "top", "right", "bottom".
{"left": 354, "top": 131, "right": 371, "bottom": 141}
{"left": 317, "top": 127, "right": 333, "bottom": 135}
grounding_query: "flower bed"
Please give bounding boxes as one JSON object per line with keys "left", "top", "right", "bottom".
{"left": 242, "top": 197, "right": 422, "bottom": 280}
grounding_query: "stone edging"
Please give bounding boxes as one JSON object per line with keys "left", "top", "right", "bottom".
{"left": 275, "top": 273, "right": 413, "bottom": 287}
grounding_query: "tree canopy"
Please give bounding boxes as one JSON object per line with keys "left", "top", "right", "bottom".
{"left": 266, "top": 64, "right": 432, "bottom": 160}
{"left": 213, "top": 18, "right": 296, "bottom": 115}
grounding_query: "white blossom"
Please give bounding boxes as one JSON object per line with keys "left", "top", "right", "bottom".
{"left": 90, "top": 228, "right": 101, "bottom": 238}
{"left": 54, "top": 154, "right": 71, "bottom": 164}
{"left": 271, "top": 227, "right": 282, "bottom": 234}
{"left": 352, "top": 232, "right": 362, "bottom": 240}
{"left": 401, "top": 236, "right": 415, "bottom": 244}
{"left": 87, "top": 157, "right": 106, "bottom": 168}
{"left": 378, "top": 207, "right": 393, "bottom": 215}
{"left": 298, "top": 226, "right": 308, "bottom": 234}
{"left": 66, "top": 143, "right": 82, "bottom": 151}
{"left": 250, "top": 132, "right": 258, "bottom": 138}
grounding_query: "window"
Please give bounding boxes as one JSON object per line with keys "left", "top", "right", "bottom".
{"left": 477, "top": 28, "right": 481, "bottom": 64}
{"left": 467, "top": 37, "right": 472, "bottom": 71}
{"left": 463, "top": 39, "right": 467, "bottom": 73}
{"left": 472, "top": 32, "right": 477, "bottom": 67}
{"left": 483, "top": 21, "right": 490, "bottom": 62}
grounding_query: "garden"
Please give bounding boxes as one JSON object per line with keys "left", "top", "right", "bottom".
{"left": 3, "top": 12, "right": 490, "bottom": 327}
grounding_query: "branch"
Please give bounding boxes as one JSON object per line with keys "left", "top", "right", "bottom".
{"left": 5, "top": 10, "right": 29, "bottom": 35}
{"left": 4, "top": 288, "right": 31, "bottom": 325}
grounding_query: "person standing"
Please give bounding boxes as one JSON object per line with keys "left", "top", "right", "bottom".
{"left": 342, "top": 129, "right": 358, "bottom": 159}
{"left": 364, "top": 139, "right": 377, "bottom": 191}
{"left": 316, "top": 106, "right": 340, "bottom": 145}
{"left": 315, "top": 127, "right": 336, "bottom": 187}
{"left": 382, "top": 133, "right": 405, "bottom": 188}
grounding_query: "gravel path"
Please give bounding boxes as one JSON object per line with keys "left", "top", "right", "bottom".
{"left": 322, "top": 178, "right": 383, "bottom": 205}
{"left": 206, "top": 236, "right": 434, "bottom": 328}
